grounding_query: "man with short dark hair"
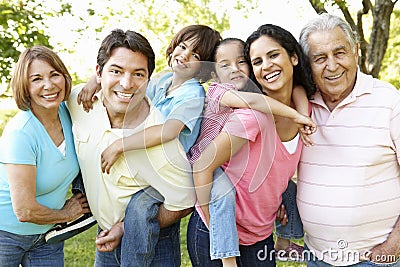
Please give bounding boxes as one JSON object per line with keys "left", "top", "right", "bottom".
{"left": 67, "top": 29, "right": 195, "bottom": 267}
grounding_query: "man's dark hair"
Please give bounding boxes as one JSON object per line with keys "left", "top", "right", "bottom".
{"left": 97, "top": 29, "right": 155, "bottom": 78}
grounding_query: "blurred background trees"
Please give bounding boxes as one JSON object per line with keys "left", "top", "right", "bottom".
{"left": 309, "top": 0, "right": 399, "bottom": 87}
{"left": 0, "top": 0, "right": 399, "bottom": 95}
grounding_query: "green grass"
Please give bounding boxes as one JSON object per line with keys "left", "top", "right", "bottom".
{"left": 63, "top": 216, "right": 305, "bottom": 266}
{"left": 63, "top": 216, "right": 193, "bottom": 266}
{"left": 64, "top": 227, "right": 97, "bottom": 266}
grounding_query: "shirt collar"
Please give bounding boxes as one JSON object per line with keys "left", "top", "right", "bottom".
{"left": 310, "top": 69, "right": 372, "bottom": 108}
{"left": 95, "top": 91, "right": 153, "bottom": 130}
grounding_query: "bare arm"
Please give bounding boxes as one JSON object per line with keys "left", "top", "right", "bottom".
{"left": 292, "top": 85, "right": 309, "bottom": 117}
{"left": 101, "top": 119, "right": 185, "bottom": 173}
{"left": 192, "top": 132, "right": 247, "bottom": 226}
{"left": 292, "top": 85, "right": 315, "bottom": 145}
{"left": 369, "top": 216, "right": 400, "bottom": 263}
{"left": 220, "top": 89, "right": 316, "bottom": 132}
{"left": 157, "top": 205, "right": 193, "bottom": 228}
{"left": 77, "top": 74, "right": 101, "bottom": 112}
{"left": 7, "top": 164, "right": 89, "bottom": 224}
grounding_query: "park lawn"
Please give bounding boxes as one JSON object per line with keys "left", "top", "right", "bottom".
{"left": 64, "top": 216, "right": 306, "bottom": 267}
{"left": 64, "top": 216, "right": 193, "bottom": 266}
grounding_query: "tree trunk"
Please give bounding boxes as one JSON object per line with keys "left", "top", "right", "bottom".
{"left": 367, "top": 0, "right": 395, "bottom": 77}
{"left": 307, "top": 0, "right": 398, "bottom": 78}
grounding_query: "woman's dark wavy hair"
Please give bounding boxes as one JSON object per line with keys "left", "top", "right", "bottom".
{"left": 244, "top": 24, "right": 316, "bottom": 99}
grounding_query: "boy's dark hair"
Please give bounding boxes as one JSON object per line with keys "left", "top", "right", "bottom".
{"left": 166, "top": 25, "right": 222, "bottom": 82}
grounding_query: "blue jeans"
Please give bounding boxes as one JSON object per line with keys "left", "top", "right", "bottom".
{"left": 305, "top": 244, "right": 400, "bottom": 267}
{"left": 122, "top": 187, "right": 180, "bottom": 267}
{"left": 275, "top": 179, "right": 304, "bottom": 240}
{"left": 206, "top": 169, "right": 303, "bottom": 259}
{"left": 94, "top": 222, "right": 180, "bottom": 267}
{"left": 0, "top": 229, "right": 64, "bottom": 267}
{"left": 94, "top": 187, "right": 181, "bottom": 267}
{"left": 71, "top": 171, "right": 85, "bottom": 194}
{"left": 209, "top": 167, "right": 239, "bottom": 259}
{"left": 187, "top": 211, "right": 276, "bottom": 266}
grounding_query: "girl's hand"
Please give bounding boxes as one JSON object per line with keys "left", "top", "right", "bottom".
{"left": 101, "top": 139, "right": 123, "bottom": 174}
{"left": 293, "top": 113, "right": 317, "bottom": 134}
{"left": 77, "top": 75, "right": 101, "bottom": 112}
{"left": 299, "top": 130, "right": 314, "bottom": 147}
{"left": 293, "top": 113, "right": 317, "bottom": 146}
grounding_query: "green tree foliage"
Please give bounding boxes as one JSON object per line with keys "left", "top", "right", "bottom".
{"left": 0, "top": 0, "right": 48, "bottom": 85}
{"left": 380, "top": 9, "right": 400, "bottom": 88}
{"left": 1, "top": 0, "right": 255, "bottom": 96}
{"left": 308, "top": 0, "right": 399, "bottom": 78}
{"left": 0, "top": 0, "right": 72, "bottom": 86}
{"left": 73, "top": 0, "right": 233, "bottom": 72}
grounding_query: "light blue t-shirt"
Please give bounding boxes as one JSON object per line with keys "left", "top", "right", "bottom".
{"left": 0, "top": 102, "right": 79, "bottom": 235}
{"left": 146, "top": 71, "right": 205, "bottom": 153}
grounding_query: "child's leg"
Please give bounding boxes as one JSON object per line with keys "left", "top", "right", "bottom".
{"left": 275, "top": 180, "right": 304, "bottom": 242}
{"left": 121, "top": 186, "right": 164, "bottom": 267}
{"left": 209, "top": 167, "right": 239, "bottom": 260}
{"left": 275, "top": 180, "right": 304, "bottom": 261}
{"left": 45, "top": 171, "right": 96, "bottom": 244}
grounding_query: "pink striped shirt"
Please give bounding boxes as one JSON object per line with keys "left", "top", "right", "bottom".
{"left": 297, "top": 71, "right": 400, "bottom": 265}
{"left": 187, "top": 82, "right": 235, "bottom": 164}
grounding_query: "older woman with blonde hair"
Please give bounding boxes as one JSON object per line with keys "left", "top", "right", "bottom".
{"left": 0, "top": 46, "right": 89, "bottom": 266}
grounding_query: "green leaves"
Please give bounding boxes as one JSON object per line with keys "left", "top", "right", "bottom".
{"left": 0, "top": 1, "right": 50, "bottom": 83}
{"left": 0, "top": 0, "right": 74, "bottom": 86}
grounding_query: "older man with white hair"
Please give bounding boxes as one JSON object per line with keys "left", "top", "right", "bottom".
{"left": 297, "top": 13, "right": 400, "bottom": 266}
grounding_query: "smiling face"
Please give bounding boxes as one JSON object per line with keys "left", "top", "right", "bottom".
{"left": 170, "top": 38, "right": 201, "bottom": 79}
{"left": 214, "top": 41, "right": 250, "bottom": 91}
{"left": 28, "top": 59, "right": 66, "bottom": 113}
{"left": 96, "top": 47, "right": 149, "bottom": 117}
{"left": 249, "top": 35, "right": 298, "bottom": 96}
{"left": 307, "top": 26, "right": 358, "bottom": 109}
